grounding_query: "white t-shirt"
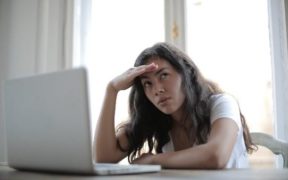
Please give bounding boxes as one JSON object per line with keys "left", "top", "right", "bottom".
{"left": 162, "top": 94, "right": 249, "bottom": 168}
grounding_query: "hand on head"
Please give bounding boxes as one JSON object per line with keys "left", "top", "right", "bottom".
{"left": 109, "top": 63, "right": 158, "bottom": 92}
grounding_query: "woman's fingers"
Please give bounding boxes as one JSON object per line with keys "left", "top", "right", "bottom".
{"left": 144, "top": 63, "right": 158, "bottom": 72}
{"left": 111, "top": 63, "right": 158, "bottom": 92}
{"left": 129, "top": 63, "right": 158, "bottom": 77}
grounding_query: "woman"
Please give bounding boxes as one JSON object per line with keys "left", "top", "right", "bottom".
{"left": 94, "top": 42, "right": 256, "bottom": 169}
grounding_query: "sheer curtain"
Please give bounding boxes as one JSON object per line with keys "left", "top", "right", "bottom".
{"left": 0, "top": 0, "right": 74, "bottom": 164}
{"left": 268, "top": 0, "right": 288, "bottom": 167}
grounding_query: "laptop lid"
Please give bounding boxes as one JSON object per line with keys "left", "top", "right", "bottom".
{"left": 4, "top": 67, "right": 95, "bottom": 173}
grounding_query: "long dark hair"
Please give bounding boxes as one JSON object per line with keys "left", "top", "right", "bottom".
{"left": 117, "top": 42, "right": 255, "bottom": 163}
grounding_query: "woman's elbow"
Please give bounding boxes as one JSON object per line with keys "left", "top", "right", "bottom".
{"left": 95, "top": 157, "right": 120, "bottom": 164}
{"left": 94, "top": 152, "right": 119, "bottom": 163}
{"left": 94, "top": 153, "right": 107, "bottom": 163}
{"left": 208, "top": 150, "right": 228, "bottom": 169}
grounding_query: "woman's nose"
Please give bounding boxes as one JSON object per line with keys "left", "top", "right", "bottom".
{"left": 154, "top": 84, "right": 165, "bottom": 96}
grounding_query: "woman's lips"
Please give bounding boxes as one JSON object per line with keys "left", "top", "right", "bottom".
{"left": 158, "top": 97, "right": 171, "bottom": 106}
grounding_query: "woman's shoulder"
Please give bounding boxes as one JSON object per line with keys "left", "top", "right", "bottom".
{"left": 209, "top": 93, "right": 241, "bottom": 127}
{"left": 209, "top": 93, "right": 238, "bottom": 106}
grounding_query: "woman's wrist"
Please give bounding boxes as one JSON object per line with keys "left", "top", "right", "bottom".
{"left": 107, "top": 82, "right": 119, "bottom": 95}
{"left": 151, "top": 153, "right": 163, "bottom": 165}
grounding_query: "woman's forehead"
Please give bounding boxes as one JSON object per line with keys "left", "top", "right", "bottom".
{"left": 145, "top": 57, "right": 169, "bottom": 66}
{"left": 140, "top": 58, "right": 177, "bottom": 79}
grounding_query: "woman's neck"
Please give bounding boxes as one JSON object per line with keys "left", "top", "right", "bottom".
{"left": 170, "top": 118, "right": 195, "bottom": 151}
{"left": 171, "top": 104, "right": 184, "bottom": 122}
{"left": 171, "top": 106, "right": 191, "bottom": 129}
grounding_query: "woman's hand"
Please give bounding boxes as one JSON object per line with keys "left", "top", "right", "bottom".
{"left": 132, "top": 153, "right": 156, "bottom": 165}
{"left": 109, "top": 63, "right": 158, "bottom": 92}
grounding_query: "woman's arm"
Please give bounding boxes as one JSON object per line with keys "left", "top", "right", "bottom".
{"left": 94, "top": 83, "right": 128, "bottom": 163}
{"left": 94, "top": 63, "right": 159, "bottom": 163}
{"left": 133, "top": 118, "right": 238, "bottom": 169}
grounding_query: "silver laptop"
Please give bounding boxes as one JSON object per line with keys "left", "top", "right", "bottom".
{"left": 3, "top": 67, "right": 161, "bottom": 175}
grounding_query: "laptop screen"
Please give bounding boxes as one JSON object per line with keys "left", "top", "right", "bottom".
{"left": 4, "top": 68, "right": 95, "bottom": 173}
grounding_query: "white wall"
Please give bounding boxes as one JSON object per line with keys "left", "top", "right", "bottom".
{"left": 0, "top": 0, "right": 73, "bottom": 164}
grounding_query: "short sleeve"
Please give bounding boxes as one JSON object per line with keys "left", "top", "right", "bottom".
{"left": 210, "top": 94, "right": 242, "bottom": 130}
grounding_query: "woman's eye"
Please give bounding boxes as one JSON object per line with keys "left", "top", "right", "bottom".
{"left": 160, "top": 73, "right": 168, "bottom": 80}
{"left": 143, "top": 82, "right": 151, "bottom": 88}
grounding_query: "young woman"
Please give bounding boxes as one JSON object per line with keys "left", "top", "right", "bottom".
{"left": 94, "top": 42, "right": 256, "bottom": 169}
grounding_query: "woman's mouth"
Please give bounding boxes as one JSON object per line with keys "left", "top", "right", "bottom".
{"left": 158, "top": 97, "right": 171, "bottom": 106}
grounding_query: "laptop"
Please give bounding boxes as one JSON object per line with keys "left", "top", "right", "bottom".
{"left": 3, "top": 67, "right": 161, "bottom": 175}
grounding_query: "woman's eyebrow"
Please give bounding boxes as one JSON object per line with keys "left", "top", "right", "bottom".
{"left": 155, "top": 68, "right": 168, "bottom": 76}
{"left": 140, "top": 67, "right": 168, "bottom": 80}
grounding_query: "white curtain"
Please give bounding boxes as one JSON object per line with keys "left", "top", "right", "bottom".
{"left": 268, "top": 0, "right": 288, "bottom": 167}
{"left": 0, "top": 0, "right": 74, "bottom": 164}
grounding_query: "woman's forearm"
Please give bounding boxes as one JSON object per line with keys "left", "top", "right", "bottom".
{"left": 94, "top": 83, "right": 124, "bottom": 163}
{"left": 152, "top": 143, "right": 227, "bottom": 169}
{"left": 150, "top": 119, "right": 237, "bottom": 169}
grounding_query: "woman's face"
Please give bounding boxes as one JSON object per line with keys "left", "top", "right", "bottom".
{"left": 140, "top": 58, "right": 186, "bottom": 117}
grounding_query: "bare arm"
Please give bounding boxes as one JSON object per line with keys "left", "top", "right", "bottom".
{"left": 133, "top": 118, "right": 239, "bottom": 169}
{"left": 94, "top": 63, "right": 159, "bottom": 163}
{"left": 94, "top": 83, "right": 127, "bottom": 163}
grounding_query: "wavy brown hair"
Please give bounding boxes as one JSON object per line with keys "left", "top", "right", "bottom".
{"left": 117, "top": 42, "right": 256, "bottom": 163}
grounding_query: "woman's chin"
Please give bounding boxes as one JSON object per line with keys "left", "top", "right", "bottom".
{"left": 158, "top": 107, "right": 175, "bottom": 115}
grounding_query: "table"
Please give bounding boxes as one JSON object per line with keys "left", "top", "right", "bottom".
{"left": 0, "top": 165, "right": 287, "bottom": 180}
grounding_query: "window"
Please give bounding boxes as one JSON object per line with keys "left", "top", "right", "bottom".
{"left": 84, "top": 0, "right": 164, "bottom": 133}
{"left": 186, "top": 0, "right": 273, "bottom": 168}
